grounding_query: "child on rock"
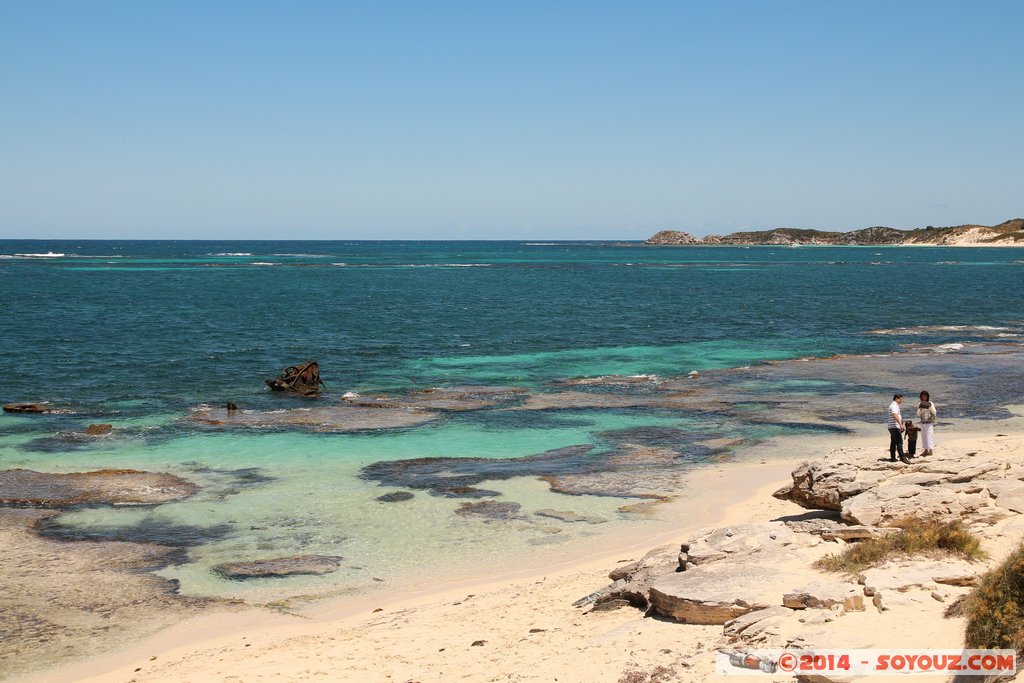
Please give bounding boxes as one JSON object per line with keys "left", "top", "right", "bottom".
{"left": 904, "top": 420, "right": 921, "bottom": 458}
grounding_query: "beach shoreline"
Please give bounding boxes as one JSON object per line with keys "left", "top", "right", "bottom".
{"left": 11, "top": 414, "right": 1024, "bottom": 682}
{"left": 19, "top": 437, "right": 810, "bottom": 683}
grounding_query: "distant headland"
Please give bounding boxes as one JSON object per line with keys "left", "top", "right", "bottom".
{"left": 645, "top": 218, "right": 1024, "bottom": 246}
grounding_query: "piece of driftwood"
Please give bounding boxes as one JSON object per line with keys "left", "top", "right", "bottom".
{"left": 265, "top": 361, "right": 325, "bottom": 397}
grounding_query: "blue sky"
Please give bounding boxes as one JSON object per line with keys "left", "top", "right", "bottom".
{"left": 1, "top": 1, "right": 1021, "bottom": 239}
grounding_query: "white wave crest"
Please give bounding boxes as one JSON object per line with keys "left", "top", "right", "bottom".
{"left": 3, "top": 252, "right": 66, "bottom": 258}
{"left": 870, "top": 324, "right": 1012, "bottom": 336}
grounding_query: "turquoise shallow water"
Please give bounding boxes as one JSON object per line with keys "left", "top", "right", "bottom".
{"left": 2, "top": 240, "right": 1024, "bottom": 602}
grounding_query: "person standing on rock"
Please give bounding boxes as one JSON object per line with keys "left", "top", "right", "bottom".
{"left": 887, "top": 394, "right": 907, "bottom": 462}
{"left": 918, "top": 390, "right": 937, "bottom": 456}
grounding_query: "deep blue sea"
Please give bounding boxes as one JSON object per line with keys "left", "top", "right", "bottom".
{"left": 2, "top": 240, "right": 1023, "bottom": 604}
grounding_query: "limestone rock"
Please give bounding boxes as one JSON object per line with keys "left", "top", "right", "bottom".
{"left": 774, "top": 451, "right": 1006, "bottom": 527}
{"left": 342, "top": 386, "right": 524, "bottom": 412}
{"left": 784, "top": 516, "right": 845, "bottom": 535}
{"left": 782, "top": 582, "right": 865, "bottom": 612}
{"left": 721, "top": 606, "right": 798, "bottom": 647}
{"left": 858, "top": 560, "right": 979, "bottom": 594}
{"left": 189, "top": 403, "right": 440, "bottom": 433}
{"left": 820, "top": 525, "right": 899, "bottom": 542}
{"left": 649, "top": 559, "right": 785, "bottom": 624}
{"left": 608, "top": 544, "right": 680, "bottom": 582}
{"left": 83, "top": 424, "right": 113, "bottom": 436}
{"left": 213, "top": 555, "right": 344, "bottom": 579}
{"left": 2, "top": 403, "right": 52, "bottom": 414}
{"left": 841, "top": 486, "right": 989, "bottom": 526}
{"left": 574, "top": 545, "right": 682, "bottom": 610}
{"left": 683, "top": 522, "right": 814, "bottom": 567}
{"left": 645, "top": 230, "right": 700, "bottom": 245}
{"left": 0, "top": 469, "right": 199, "bottom": 508}
{"left": 773, "top": 461, "right": 876, "bottom": 511}
{"left": 992, "top": 485, "right": 1024, "bottom": 513}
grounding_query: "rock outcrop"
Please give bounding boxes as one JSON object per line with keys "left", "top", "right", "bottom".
{"left": 581, "top": 440, "right": 1022, "bottom": 656}
{"left": 645, "top": 230, "right": 700, "bottom": 245}
{"left": 773, "top": 450, "right": 1009, "bottom": 526}
{"left": 647, "top": 523, "right": 833, "bottom": 625}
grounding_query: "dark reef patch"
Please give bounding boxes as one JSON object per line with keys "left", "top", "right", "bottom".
{"left": 375, "top": 491, "right": 415, "bottom": 503}
{"left": 213, "top": 554, "right": 344, "bottom": 580}
{"left": 19, "top": 432, "right": 108, "bottom": 453}
{"left": 360, "top": 444, "right": 599, "bottom": 497}
{"left": 455, "top": 500, "right": 523, "bottom": 520}
{"left": 597, "top": 426, "right": 693, "bottom": 448}
{"left": 360, "top": 440, "right": 703, "bottom": 501}
{"left": 465, "top": 410, "right": 597, "bottom": 431}
{"left": 38, "top": 516, "right": 235, "bottom": 547}
{"left": 429, "top": 486, "right": 503, "bottom": 499}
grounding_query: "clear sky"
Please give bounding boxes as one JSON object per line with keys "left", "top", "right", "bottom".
{"left": 1, "top": 1, "right": 1022, "bottom": 239}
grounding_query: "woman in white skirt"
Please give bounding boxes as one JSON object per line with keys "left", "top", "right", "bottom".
{"left": 917, "top": 390, "right": 937, "bottom": 455}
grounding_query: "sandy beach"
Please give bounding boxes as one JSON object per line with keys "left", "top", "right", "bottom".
{"left": 20, "top": 419, "right": 1024, "bottom": 683}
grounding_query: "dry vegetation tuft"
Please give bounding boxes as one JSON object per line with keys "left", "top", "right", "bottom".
{"left": 963, "top": 543, "right": 1024, "bottom": 654}
{"left": 814, "top": 518, "right": 986, "bottom": 574}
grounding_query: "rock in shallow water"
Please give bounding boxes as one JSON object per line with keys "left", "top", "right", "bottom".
{"left": 360, "top": 445, "right": 598, "bottom": 496}
{"left": 213, "top": 554, "right": 345, "bottom": 579}
{"left": 375, "top": 491, "right": 415, "bottom": 503}
{"left": 3, "top": 403, "right": 52, "bottom": 414}
{"left": 342, "top": 385, "right": 526, "bottom": 412}
{"left": 534, "top": 509, "right": 607, "bottom": 524}
{"left": 0, "top": 469, "right": 199, "bottom": 508}
{"left": 455, "top": 501, "right": 523, "bottom": 520}
{"left": 83, "top": 423, "right": 113, "bottom": 435}
{"left": 188, "top": 403, "right": 440, "bottom": 432}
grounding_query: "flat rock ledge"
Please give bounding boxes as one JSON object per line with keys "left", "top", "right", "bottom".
{"left": 646, "top": 523, "right": 834, "bottom": 625}
{"left": 213, "top": 555, "right": 345, "bottom": 579}
{"left": 0, "top": 469, "right": 199, "bottom": 507}
{"left": 773, "top": 447, "right": 1014, "bottom": 526}
{"left": 3, "top": 402, "right": 53, "bottom": 414}
{"left": 582, "top": 440, "right": 1023, "bottom": 653}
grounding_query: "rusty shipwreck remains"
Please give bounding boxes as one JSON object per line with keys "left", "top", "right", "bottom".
{"left": 265, "top": 360, "right": 325, "bottom": 397}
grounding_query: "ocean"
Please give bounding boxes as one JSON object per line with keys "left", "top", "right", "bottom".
{"left": 2, "top": 240, "right": 1024, "bottom": 606}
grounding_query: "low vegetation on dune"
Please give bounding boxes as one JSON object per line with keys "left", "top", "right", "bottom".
{"left": 962, "top": 543, "right": 1024, "bottom": 654}
{"left": 814, "top": 518, "right": 986, "bottom": 574}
